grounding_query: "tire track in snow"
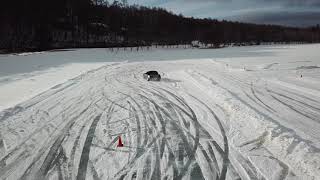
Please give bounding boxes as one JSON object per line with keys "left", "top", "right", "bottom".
{"left": 160, "top": 91, "right": 218, "bottom": 178}
{"left": 108, "top": 93, "right": 164, "bottom": 179}
{"left": 191, "top": 70, "right": 320, "bottom": 153}
{"left": 189, "top": 95, "right": 229, "bottom": 180}
{"left": 124, "top": 91, "right": 173, "bottom": 179}
{"left": 141, "top": 93, "right": 194, "bottom": 155}
{"left": 112, "top": 85, "right": 205, "bottom": 179}
{"left": 283, "top": 89, "right": 320, "bottom": 104}
{"left": 68, "top": 102, "right": 105, "bottom": 180}
{"left": 268, "top": 89, "right": 320, "bottom": 112}
{"left": 76, "top": 114, "right": 102, "bottom": 180}
{"left": 127, "top": 102, "right": 143, "bottom": 158}
{"left": 141, "top": 88, "right": 226, "bottom": 179}
{"left": 2, "top": 62, "right": 288, "bottom": 179}
{"left": 121, "top": 93, "right": 151, "bottom": 147}
{"left": 186, "top": 69, "right": 309, "bottom": 179}
{"left": 269, "top": 94, "right": 320, "bottom": 124}
{"left": 250, "top": 86, "right": 276, "bottom": 113}
{"left": 21, "top": 104, "right": 92, "bottom": 180}
{"left": 0, "top": 99, "right": 87, "bottom": 179}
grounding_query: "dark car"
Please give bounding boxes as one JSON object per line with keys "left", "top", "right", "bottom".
{"left": 143, "top": 71, "right": 161, "bottom": 81}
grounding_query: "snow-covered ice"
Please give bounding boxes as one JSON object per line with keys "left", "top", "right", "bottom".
{"left": 0, "top": 44, "right": 320, "bottom": 179}
{"left": 0, "top": 63, "right": 112, "bottom": 111}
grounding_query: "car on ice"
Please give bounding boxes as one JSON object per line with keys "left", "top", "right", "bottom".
{"left": 143, "top": 71, "right": 161, "bottom": 81}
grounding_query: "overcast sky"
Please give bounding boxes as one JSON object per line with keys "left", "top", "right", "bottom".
{"left": 126, "top": 0, "right": 320, "bottom": 27}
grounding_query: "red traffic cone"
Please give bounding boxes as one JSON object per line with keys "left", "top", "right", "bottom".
{"left": 117, "top": 136, "right": 124, "bottom": 147}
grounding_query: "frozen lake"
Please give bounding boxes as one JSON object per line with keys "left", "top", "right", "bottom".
{"left": 0, "top": 44, "right": 295, "bottom": 78}
{"left": 0, "top": 44, "right": 320, "bottom": 179}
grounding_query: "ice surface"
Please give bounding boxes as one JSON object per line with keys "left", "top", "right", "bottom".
{"left": 0, "top": 44, "right": 319, "bottom": 179}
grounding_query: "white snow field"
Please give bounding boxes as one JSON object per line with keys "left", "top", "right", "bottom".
{"left": 0, "top": 44, "right": 320, "bottom": 180}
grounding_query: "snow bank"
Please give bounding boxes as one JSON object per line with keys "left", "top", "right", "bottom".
{"left": 0, "top": 63, "right": 111, "bottom": 111}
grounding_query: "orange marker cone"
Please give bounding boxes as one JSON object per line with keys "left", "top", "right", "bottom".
{"left": 117, "top": 136, "right": 124, "bottom": 147}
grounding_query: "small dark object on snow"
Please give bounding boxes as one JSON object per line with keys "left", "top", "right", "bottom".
{"left": 301, "top": 75, "right": 303, "bottom": 78}
{"left": 143, "top": 71, "right": 161, "bottom": 81}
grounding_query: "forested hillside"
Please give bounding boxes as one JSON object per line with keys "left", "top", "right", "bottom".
{"left": 1, "top": 0, "right": 320, "bottom": 51}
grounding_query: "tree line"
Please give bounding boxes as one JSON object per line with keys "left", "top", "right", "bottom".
{"left": 1, "top": 0, "right": 320, "bottom": 52}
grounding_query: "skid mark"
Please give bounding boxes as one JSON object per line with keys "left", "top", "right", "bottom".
{"left": 268, "top": 89, "right": 320, "bottom": 112}
{"left": 76, "top": 114, "right": 102, "bottom": 180}
{"left": 250, "top": 86, "right": 276, "bottom": 113}
{"left": 270, "top": 94, "right": 320, "bottom": 123}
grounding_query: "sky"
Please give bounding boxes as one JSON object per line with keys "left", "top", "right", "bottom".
{"left": 125, "top": 0, "right": 320, "bottom": 27}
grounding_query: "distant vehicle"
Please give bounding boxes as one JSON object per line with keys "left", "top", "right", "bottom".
{"left": 143, "top": 71, "right": 161, "bottom": 81}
